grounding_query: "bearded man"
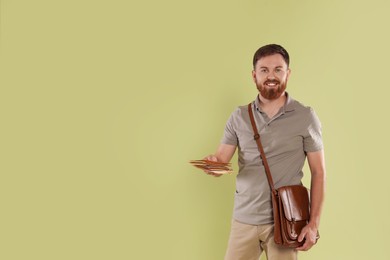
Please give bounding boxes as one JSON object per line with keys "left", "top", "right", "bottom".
{"left": 203, "top": 44, "right": 326, "bottom": 260}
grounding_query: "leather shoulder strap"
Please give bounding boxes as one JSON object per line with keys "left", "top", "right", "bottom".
{"left": 247, "top": 103, "right": 277, "bottom": 194}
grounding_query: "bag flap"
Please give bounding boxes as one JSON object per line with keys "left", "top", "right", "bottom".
{"left": 278, "top": 185, "right": 310, "bottom": 222}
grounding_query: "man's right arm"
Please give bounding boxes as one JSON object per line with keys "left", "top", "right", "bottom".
{"left": 203, "top": 143, "right": 237, "bottom": 177}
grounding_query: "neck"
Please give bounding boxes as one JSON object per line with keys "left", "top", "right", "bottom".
{"left": 258, "top": 92, "right": 287, "bottom": 118}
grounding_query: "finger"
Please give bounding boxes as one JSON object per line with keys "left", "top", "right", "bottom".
{"left": 298, "top": 229, "right": 307, "bottom": 242}
{"left": 204, "top": 170, "right": 222, "bottom": 177}
{"left": 296, "top": 246, "right": 306, "bottom": 251}
{"left": 296, "top": 239, "right": 315, "bottom": 251}
{"left": 296, "top": 242, "right": 310, "bottom": 251}
{"left": 210, "top": 171, "right": 222, "bottom": 177}
{"left": 204, "top": 155, "right": 218, "bottom": 162}
{"left": 204, "top": 170, "right": 213, "bottom": 175}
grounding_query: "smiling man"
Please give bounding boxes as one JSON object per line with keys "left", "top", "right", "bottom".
{"left": 203, "top": 44, "right": 326, "bottom": 260}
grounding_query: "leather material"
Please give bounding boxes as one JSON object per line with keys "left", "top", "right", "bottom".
{"left": 277, "top": 185, "right": 310, "bottom": 247}
{"left": 279, "top": 185, "right": 310, "bottom": 223}
{"left": 271, "top": 192, "right": 283, "bottom": 244}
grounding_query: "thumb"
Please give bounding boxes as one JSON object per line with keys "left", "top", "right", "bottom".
{"left": 204, "top": 155, "right": 218, "bottom": 162}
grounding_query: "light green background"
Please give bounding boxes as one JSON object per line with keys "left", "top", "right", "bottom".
{"left": 1, "top": 0, "right": 389, "bottom": 259}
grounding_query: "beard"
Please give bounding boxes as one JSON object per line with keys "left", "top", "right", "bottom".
{"left": 256, "top": 79, "right": 287, "bottom": 100}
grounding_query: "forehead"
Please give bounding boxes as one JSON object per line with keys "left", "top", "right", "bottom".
{"left": 255, "top": 54, "right": 288, "bottom": 68}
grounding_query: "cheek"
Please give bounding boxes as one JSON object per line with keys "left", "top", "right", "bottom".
{"left": 279, "top": 74, "right": 288, "bottom": 83}
{"left": 254, "top": 73, "right": 265, "bottom": 83}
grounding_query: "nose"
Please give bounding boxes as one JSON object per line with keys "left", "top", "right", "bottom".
{"left": 266, "top": 71, "right": 276, "bottom": 79}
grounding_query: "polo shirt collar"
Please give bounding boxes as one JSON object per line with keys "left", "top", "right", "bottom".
{"left": 254, "top": 92, "right": 296, "bottom": 113}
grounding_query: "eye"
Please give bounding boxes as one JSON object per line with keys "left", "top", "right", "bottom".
{"left": 260, "top": 68, "right": 268, "bottom": 73}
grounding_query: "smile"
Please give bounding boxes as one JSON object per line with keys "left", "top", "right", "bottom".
{"left": 265, "top": 82, "right": 279, "bottom": 87}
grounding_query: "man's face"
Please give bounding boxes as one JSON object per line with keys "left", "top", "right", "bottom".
{"left": 252, "top": 54, "right": 291, "bottom": 100}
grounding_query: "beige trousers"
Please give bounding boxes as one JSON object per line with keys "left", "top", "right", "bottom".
{"left": 224, "top": 219, "right": 297, "bottom": 260}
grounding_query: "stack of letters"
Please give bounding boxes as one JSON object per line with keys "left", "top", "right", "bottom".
{"left": 189, "top": 159, "right": 233, "bottom": 174}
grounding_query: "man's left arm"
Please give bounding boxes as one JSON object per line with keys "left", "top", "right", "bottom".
{"left": 296, "top": 149, "right": 326, "bottom": 251}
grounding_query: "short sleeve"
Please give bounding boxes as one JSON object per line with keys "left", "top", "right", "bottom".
{"left": 220, "top": 110, "right": 238, "bottom": 146}
{"left": 303, "top": 108, "right": 323, "bottom": 152}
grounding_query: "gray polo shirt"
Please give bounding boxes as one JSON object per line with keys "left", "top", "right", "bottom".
{"left": 221, "top": 93, "right": 323, "bottom": 225}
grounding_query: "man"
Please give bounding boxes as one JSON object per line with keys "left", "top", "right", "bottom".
{"left": 203, "top": 44, "right": 326, "bottom": 260}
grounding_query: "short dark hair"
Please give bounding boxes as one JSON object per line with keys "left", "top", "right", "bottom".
{"left": 253, "top": 44, "right": 290, "bottom": 68}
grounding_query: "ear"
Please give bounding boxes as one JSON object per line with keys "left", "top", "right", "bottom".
{"left": 286, "top": 68, "right": 291, "bottom": 81}
{"left": 252, "top": 70, "right": 257, "bottom": 83}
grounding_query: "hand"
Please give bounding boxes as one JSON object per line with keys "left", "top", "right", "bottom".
{"left": 202, "top": 155, "right": 223, "bottom": 177}
{"left": 296, "top": 223, "right": 319, "bottom": 251}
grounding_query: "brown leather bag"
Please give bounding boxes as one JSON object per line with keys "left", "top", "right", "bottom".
{"left": 247, "top": 103, "right": 318, "bottom": 248}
